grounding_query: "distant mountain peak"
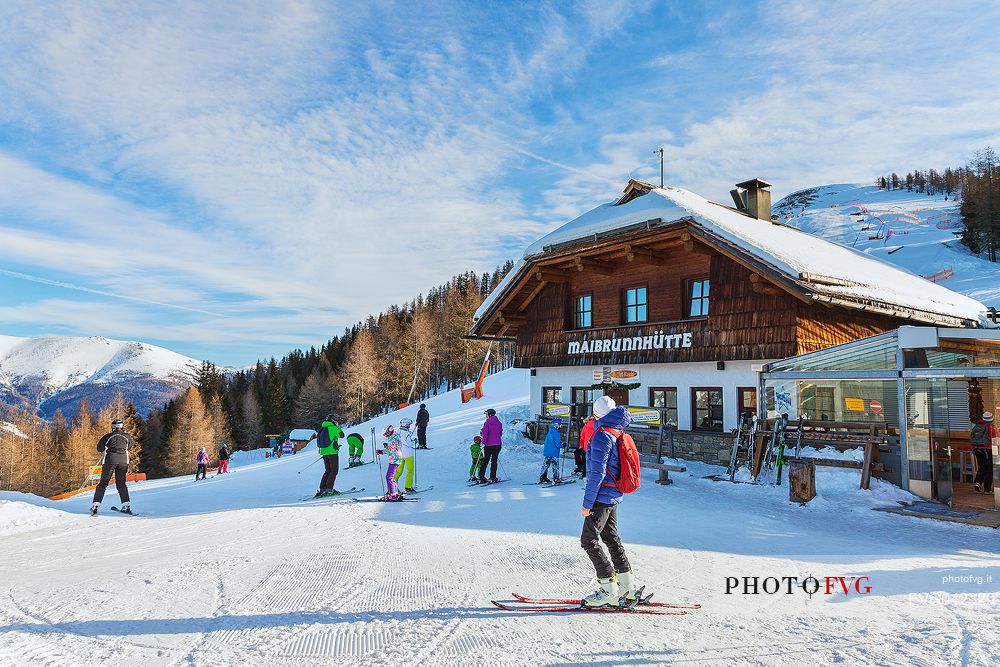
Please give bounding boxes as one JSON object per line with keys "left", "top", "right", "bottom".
{"left": 0, "top": 334, "right": 204, "bottom": 418}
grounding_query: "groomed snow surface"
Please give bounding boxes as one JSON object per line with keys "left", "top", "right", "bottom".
{"left": 2, "top": 368, "right": 998, "bottom": 666}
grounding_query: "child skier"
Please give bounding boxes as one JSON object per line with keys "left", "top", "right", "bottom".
{"left": 539, "top": 418, "right": 563, "bottom": 484}
{"left": 377, "top": 425, "right": 404, "bottom": 501}
{"left": 469, "top": 435, "right": 483, "bottom": 482}
{"left": 195, "top": 447, "right": 209, "bottom": 480}
{"left": 346, "top": 432, "right": 365, "bottom": 467}
{"left": 394, "top": 418, "right": 416, "bottom": 493}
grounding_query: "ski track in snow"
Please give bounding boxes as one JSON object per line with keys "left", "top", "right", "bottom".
{"left": 1, "top": 369, "right": 999, "bottom": 666}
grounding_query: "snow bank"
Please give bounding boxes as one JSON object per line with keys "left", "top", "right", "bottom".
{"left": 0, "top": 494, "right": 73, "bottom": 537}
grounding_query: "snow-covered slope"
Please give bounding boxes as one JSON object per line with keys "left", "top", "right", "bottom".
{"left": 775, "top": 184, "right": 1000, "bottom": 308}
{"left": 0, "top": 334, "right": 200, "bottom": 417}
{"left": 1, "top": 367, "right": 997, "bottom": 666}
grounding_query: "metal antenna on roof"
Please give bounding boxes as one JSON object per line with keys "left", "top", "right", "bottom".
{"left": 654, "top": 147, "right": 664, "bottom": 187}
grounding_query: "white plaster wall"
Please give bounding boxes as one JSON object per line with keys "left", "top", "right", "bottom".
{"left": 529, "top": 360, "right": 770, "bottom": 431}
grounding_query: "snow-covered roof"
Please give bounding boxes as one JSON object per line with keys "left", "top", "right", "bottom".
{"left": 288, "top": 429, "right": 316, "bottom": 441}
{"left": 474, "top": 185, "right": 990, "bottom": 327}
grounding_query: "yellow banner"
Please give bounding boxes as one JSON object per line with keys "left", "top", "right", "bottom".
{"left": 626, "top": 407, "right": 661, "bottom": 425}
{"left": 544, "top": 404, "right": 571, "bottom": 417}
{"left": 844, "top": 398, "right": 865, "bottom": 412}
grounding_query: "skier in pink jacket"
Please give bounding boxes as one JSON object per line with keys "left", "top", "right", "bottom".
{"left": 195, "top": 447, "right": 209, "bottom": 481}
{"left": 476, "top": 408, "right": 503, "bottom": 483}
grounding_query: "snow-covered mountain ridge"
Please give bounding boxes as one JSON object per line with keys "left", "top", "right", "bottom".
{"left": 0, "top": 334, "right": 201, "bottom": 418}
{"left": 774, "top": 183, "right": 1000, "bottom": 308}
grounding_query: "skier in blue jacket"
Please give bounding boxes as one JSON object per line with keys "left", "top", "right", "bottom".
{"left": 538, "top": 418, "right": 563, "bottom": 484}
{"left": 579, "top": 396, "right": 640, "bottom": 608}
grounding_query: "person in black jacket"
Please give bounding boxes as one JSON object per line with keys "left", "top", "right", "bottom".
{"left": 91, "top": 418, "right": 133, "bottom": 515}
{"left": 416, "top": 404, "right": 430, "bottom": 449}
{"left": 217, "top": 443, "right": 230, "bottom": 474}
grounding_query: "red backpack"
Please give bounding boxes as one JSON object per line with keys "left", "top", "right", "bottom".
{"left": 599, "top": 427, "right": 641, "bottom": 494}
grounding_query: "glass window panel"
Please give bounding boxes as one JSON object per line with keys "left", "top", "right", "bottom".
{"left": 766, "top": 332, "right": 898, "bottom": 372}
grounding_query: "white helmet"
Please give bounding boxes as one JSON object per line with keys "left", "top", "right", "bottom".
{"left": 399, "top": 418, "right": 413, "bottom": 430}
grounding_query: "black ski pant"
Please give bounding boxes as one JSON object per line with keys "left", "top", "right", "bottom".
{"left": 320, "top": 454, "right": 339, "bottom": 491}
{"left": 574, "top": 447, "right": 586, "bottom": 473}
{"left": 581, "top": 501, "right": 630, "bottom": 580}
{"left": 478, "top": 445, "right": 501, "bottom": 480}
{"left": 93, "top": 463, "right": 130, "bottom": 504}
{"left": 195, "top": 464, "right": 206, "bottom": 480}
{"left": 974, "top": 448, "right": 993, "bottom": 491}
{"left": 417, "top": 426, "right": 428, "bottom": 448}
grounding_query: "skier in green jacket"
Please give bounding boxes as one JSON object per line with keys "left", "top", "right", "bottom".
{"left": 346, "top": 432, "right": 365, "bottom": 467}
{"left": 468, "top": 435, "right": 483, "bottom": 482}
{"left": 315, "top": 416, "right": 345, "bottom": 497}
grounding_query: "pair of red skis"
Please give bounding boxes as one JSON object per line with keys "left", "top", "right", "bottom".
{"left": 492, "top": 592, "right": 699, "bottom": 615}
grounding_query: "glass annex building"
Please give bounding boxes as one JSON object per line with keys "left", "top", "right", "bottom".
{"left": 760, "top": 326, "right": 1000, "bottom": 511}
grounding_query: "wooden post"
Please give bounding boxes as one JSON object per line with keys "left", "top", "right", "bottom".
{"left": 788, "top": 459, "right": 816, "bottom": 503}
{"left": 751, "top": 432, "right": 767, "bottom": 479}
{"left": 860, "top": 442, "right": 877, "bottom": 490}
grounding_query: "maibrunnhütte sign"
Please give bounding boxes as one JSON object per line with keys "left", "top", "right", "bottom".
{"left": 567, "top": 331, "right": 694, "bottom": 355}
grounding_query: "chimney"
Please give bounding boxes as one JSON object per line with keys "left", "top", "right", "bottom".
{"left": 732, "top": 178, "right": 772, "bottom": 221}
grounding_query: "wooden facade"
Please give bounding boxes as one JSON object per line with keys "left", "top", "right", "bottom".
{"left": 511, "top": 249, "right": 904, "bottom": 369}
{"left": 472, "top": 181, "right": 980, "bottom": 370}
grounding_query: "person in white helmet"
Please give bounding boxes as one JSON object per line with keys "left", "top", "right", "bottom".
{"left": 970, "top": 411, "right": 997, "bottom": 493}
{"left": 579, "top": 395, "right": 641, "bottom": 608}
{"left": 394, "top": 418, "right": 417, "bottom": 493}
{"left": 90, "top": 418, "right": 133, "bottom": 515}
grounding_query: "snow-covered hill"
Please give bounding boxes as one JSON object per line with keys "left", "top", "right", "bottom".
{"left": 0, "top": 334, "right": 201, "bottom": 417}
{"left": 1, "top": 367, "right": 997, "bottom": 666}
{"left": 775, "top": 184, "right": 1000, "bottom": 308}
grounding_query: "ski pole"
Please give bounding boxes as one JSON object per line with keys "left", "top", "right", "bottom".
{"left": 80, "top": 453, "right": 105, "bottom": 490}
{"left": 374, "top": 444, "right": 385, "bottom": 496}
{"left": 498, "top": 452, "right": 511, "bottom": 482}
{"left": 297, "top": 456, "right": 324, "bottom": 475}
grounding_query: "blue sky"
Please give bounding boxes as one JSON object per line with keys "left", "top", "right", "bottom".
{"left": 1, "top": 1, "right": 998, "bottom": 366}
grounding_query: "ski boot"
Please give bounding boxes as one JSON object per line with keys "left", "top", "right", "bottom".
{"left": 616, "top": 571, "right": 641, "bottom": 607}
{"left": 119, "top": 503, "right": 133, "bottom": 515}
{"left": 539, "top": 475, "right": 551, "bottom": 484}
{"left": 90, "top": 502, "right": 100, "bottom": 516}
{"left": 328, "top": 489, "right": 342, "bottom": 497}
{"left": 382, "top": 492, "right": 401, "bottom": 502}
{"left": 581, "top": 576, "right": 619, "bottom": 608}
{"left": 314, "top": 489, "right": 326, "bottom": 499}
{"left": 478, "top": 477, "right": 488, "bottom": 484}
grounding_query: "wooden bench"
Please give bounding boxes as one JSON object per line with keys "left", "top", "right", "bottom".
{"left": 639, "top": 456, "right": 686, "bottom": 485}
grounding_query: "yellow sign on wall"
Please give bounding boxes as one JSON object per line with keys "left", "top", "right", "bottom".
{"left": 544, "top": 403, "right": 571, "bottom": 417}
{"left": 626, "top": 407, "right": 661, "bottom": 425}
{"left": 844, "top": 397, "right": 865, "bottom": 412}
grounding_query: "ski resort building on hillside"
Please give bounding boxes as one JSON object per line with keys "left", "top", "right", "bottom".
{"left": 471, "top": 178, "right": 1000, "bottom": 511}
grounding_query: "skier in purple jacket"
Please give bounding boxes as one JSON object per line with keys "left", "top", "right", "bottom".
{"left": 477, "top": 408, "right": 503, "bottom": 483}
